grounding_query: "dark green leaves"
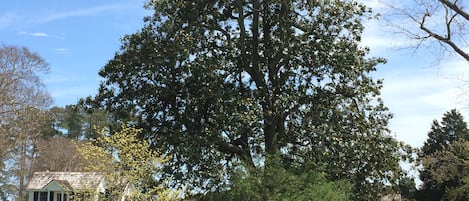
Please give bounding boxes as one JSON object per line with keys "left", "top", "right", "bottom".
{"left": 93, "top": 1, "right": 406, "bottom": 199}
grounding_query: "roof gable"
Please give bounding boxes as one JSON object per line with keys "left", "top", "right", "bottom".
{"left": 43, "top": 180, "right": 73, "bottom": 191}
{"left": 26, "top": 172, "right": 104, "bottom": 191}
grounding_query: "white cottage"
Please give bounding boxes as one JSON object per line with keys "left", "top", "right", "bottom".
{"left": 26, "top": 172, "right": 106, "bottom": 201}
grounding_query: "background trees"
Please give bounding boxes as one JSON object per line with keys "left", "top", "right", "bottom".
{"left": 421, "top": 109, "right": 469, "bottom": 155}
{"left": 90, "top": 0, "right": 409, "bottom": 200}
{"left": 49, "top": 104, "right": 116, "bottom": 140}
{"left": 32, "top": 137, "right": 88, "bottom": 172}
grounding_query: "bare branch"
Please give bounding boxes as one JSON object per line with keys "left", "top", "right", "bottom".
{"left": 439, "top": 0, "right": 469, "bottom": 20}
{"left": 419, "top": 13, "right": 469, "bottom": 61}
{"left": 385, "top": 0, "right": 469, "bottom": 62}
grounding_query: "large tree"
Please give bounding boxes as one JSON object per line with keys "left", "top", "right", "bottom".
{"left": 92, "top": 0, "right": 406, "bottom": 200}
{"left": 0, "top": 45, "right": 52, "bottom": 200}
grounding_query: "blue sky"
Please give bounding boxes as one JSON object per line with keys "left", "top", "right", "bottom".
{"left": 1, "top": 0, "right": 149, "bottom": 105}
{"left": 1, "top": 0, "right": 468, "bottom": 150}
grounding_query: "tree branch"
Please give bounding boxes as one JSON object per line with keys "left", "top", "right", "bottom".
{"left": 420, "top": 13, "right": 469, "bottom": 61}
{"left": 439, "top": 0, "right": 469, "bottom": 20}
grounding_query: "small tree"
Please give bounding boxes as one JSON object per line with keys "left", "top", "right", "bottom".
{"left": 76, "top": 125, "right": 180, "bottom": 201}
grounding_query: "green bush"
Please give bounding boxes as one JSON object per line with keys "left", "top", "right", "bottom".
{"left": 201, "top": 165, "right": 352, "bottom": 201}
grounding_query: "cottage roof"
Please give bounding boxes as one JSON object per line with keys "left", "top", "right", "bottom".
{"left": 26, "top": 172, "right": 104, "bottom": 191}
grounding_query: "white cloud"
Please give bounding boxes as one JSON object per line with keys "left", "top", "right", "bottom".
{"left": 362, "top": 1, "right": 469, "bottom": 148}
{"left": 18, "top": 31, "right": 64, "bottom": 40}
{"left": 35, "top": 4, "right": 130, "bottom": 24}
{"left": 30, "top": 32, "right": 48, "bottom": 37}
{"left": 379, "top": 57, "right": 469, "bottom": 148}
{"left": 55, "top": 48, "right": 71, "bottom": 54}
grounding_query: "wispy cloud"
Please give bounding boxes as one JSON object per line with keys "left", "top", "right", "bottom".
{"left": 1, "top": 3, "right": 135, "bottom": 30}
{"left": 30, "top": 32, "right": 48, "bottom": 37}
{"left": 18, "top": 31, "right": 64, "bottom": 39}
{"left": 35, "top": 4, "right": 128, "bottom": 24}
{"left": 55, "top": 48, "right": 71, "bottom": 54}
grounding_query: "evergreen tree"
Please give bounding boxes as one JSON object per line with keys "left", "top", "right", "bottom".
{"left": 422, "top": 109, "right": 469, "bottom": 155}
{"left": 419, "top": 140, "right": 469, "bottom": 201}
{"left": 418, "top": 109, "right": 469, "bottom": 201}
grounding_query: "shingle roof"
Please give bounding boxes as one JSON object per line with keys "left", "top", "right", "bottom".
{"left": 26, "top": 172, "right": 104, "bottom": 191}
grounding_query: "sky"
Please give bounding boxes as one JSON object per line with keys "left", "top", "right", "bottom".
{"left": 1, "top": 0, "right": 468, "bottom": 151}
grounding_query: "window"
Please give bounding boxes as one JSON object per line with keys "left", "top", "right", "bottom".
{"left": 33, "top": 192, "right": 48, "bottom": 201}
{"left": 57, "top": 193, "right": 67, "bottom": 201}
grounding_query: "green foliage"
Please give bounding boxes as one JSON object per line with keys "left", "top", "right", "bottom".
{"left": 90, "top": 0, "right": 408, "bottom": 200}
{"left": 50, "top": 104, "right": 117, "bottom": 139}
{"left": 75, "top": 125, "right": 180, "bottom": 201}
{"left": 422, "top": 109, "right": 469, "bottom": 156}
{"left": 420, "top": 140, "right": 469, "bottom": 201}
{"left": 418, "top": 109, "right": 469, "bottom": 201}
{"left": 396, "top": 175, "right": 418, "bottom": 201}
{"left": 201, "top": 164, "right": 351, "bottom": 201}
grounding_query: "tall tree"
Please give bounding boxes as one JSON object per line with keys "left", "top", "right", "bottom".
{"left": 420, "top": 140, "right": 469, "bottom": 201}
{"left": 0, "top": 45, "right": 52, "bottom": 200}
{"left": 418, "top": 109, "right": 469, "bottom": 201}
{"left": 385, "top": 0, "right": 468, "bottom": 61}
{"left": 92, "top": 0, "right": 407, "bottom": 200}
{"left": 422, "top": 109, "right": 469, "bottom": 155}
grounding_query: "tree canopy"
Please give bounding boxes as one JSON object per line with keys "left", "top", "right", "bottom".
{"left": 417, "top": 109, "right": 469, "bottom": 201}
{"left": 91, "top": 0, "right": 408, "bottom": 200}
{"left": 421, "top": 140, "right": 469, "bottom": 201}
{"left": 422, "top": 109, "right": 469, "bottom": 156}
